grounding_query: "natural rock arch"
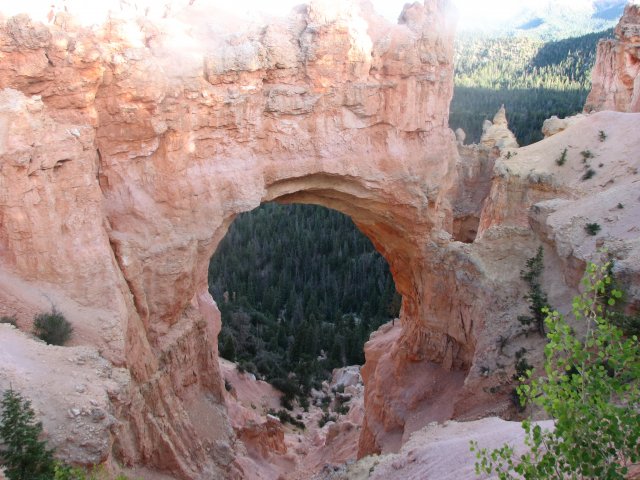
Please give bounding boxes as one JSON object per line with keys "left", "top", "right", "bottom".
{"left": 0, "top": 1, "right": 491, "bottom": 477}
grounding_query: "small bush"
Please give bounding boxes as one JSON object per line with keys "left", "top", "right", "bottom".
{"left": 318, "top": 412, "right": 337, "bottom": 428}
{"left": 517, "top": 315, "right": 533, "bottom": 327}
{"left": 580, "top": 149, "right": 594, "bottom": 161}
{"left": 54, "top": 464, "right": 138, "bottom": 480}
{"left": 510, "top": 387, "right": 526, "bottom": 412}
{"left": 513, "top": 357, "right": 532, "bottom": 381}
{"left": 555, "top": 148, "right": 567, "bottom": 166}
{"left": 33, "top": 310, "right": 73, "bottom": 346}
{"left": 519, "top": 247, "right": 550, "bottom": 336}
{"left": 609, "top": 312, "right": 640, "bottom": 337}
{"left": 617, "top": 203, "right": 624, "bottom": 209}
{"left": 598, "top": 130, "right": 607, "bottom": 142}
{"left": 582, "top": 168, "right": 596, "bottom": 180}
{"left": 279, "top": 396, "right": 294, "bottom": 411}
{"left": 0, "top": 315, "right": 17, "bottom": 326}
{"left": 585, "top": 223, "right": 601, "bottom": 236}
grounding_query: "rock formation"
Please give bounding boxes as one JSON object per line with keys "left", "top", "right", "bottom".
{"left": 317, "top": 417, "right": 556, "bottom": 480}
{"left": 1, "top": 1, "right": 639, "bottom": 479}
{"left": 541, "top": 113, "right": 586, "bottom": 138}
{"left": 585, "top": 3, "right": 640, "bottom": 113}
{"left": 0, "top": 0, "right": 462, "bottom": 476}
{"left": 479, "top": 105, "right": 519, "bottom": 150}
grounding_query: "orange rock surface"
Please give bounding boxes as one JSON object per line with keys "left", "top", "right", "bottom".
{"left": 0, "top": 1, "right": 462, "bottom": 476}
{"left": 585, "top": 3, "right": 640, "bottom": 113}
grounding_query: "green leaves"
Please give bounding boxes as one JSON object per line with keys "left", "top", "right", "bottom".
{"left": 472, "top": 261, "right": 640, "bottom": 479}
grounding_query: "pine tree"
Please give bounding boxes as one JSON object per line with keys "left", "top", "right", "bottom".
{"left": 0, "top": 388, "right": 56, "bottom": 480}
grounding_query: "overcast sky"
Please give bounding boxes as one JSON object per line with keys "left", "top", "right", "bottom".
{"left": 3, "top": 0, "right": 598, "bottom": 29}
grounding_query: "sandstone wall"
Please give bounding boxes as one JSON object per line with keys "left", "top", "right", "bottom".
{"left": 0, "top": 1, "right": 469, "bottom": 476}
{"left": 585, "top": 3, "right": 640, "bottom": 113}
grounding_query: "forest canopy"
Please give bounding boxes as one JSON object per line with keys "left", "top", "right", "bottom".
{"left": 208, "top": 203, "right": 400, "bottom": 406}
{"left": 450, "top": 29, "right": 612, "bottom": 145}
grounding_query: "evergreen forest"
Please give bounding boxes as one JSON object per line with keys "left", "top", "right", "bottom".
{"left": 208, "top": 203, "right": 400, "bottom": 406}
{"left": 209, "top": 27, "right": 614, "bottom": 407}
{"left": 450, "top": 29, "right": 612, "bottom": 145}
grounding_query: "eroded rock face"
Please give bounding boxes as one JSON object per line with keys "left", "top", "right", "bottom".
{"left": 0, "top": 1, "right": 464, "bottom": 477}
{"left": 585, "top": 4, "right": 640, "bottom": 113}
{"left": 480, "top": 105, "right": 519, "bottom": 150}
{"left": 541, "top": 114, "right": 586, "bottom": 138}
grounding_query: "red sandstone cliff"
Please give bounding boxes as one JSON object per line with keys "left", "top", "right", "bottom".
{"left": 585, "top": 3, "right": 640, "bottom": 113}
{"left": 0, "top": 1, "right": 462, "bottom": 477}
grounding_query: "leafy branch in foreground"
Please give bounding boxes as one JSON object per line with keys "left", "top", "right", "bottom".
{"left": 471, "top": 261, "right": 640, "bottom": 479}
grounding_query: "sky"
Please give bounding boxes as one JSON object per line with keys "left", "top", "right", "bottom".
{"left": 205, "top": 0, "right": 587, "bottom": 26}
{"left": 0, "top": 0, "right": 602, "bottom": 29}
{"left": 186, "top": 0, "right": 546, "bottom": 24}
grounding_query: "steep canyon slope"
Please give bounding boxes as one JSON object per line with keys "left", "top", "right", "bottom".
{"left": 0, "top": 1, "right": 639, "bottom": 479}
{"left": 586, "top": 2, "right": 640, "bottom": 112}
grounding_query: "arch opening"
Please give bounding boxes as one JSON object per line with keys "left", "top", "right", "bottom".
{"left": 207, "top": 201, "right": 403, "bottom": 473}
{"left": 209, "top": 201, "right": 401, "bottom": 404}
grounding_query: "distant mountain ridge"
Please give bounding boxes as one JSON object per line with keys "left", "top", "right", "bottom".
{"left": 458, "top": 0, "right": 627, "bottom": 40}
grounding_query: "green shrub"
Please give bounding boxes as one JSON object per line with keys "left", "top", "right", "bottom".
{"left": 471, "top": 261, "right": 640, "bottom": 478}
{"left": 617, "top": 203, "right": 624, "bottom": 209}
{"left": 513, "top": 357, "right": 532, "bottom": 382}
{"left": 0, "top": 316, "right": 17, "bottom": 327}
{"left": 555, "top": 148, "right": 567, "bottom": 166}
{"left": 598, "top": 130, "right": 607, "bottom": 142}
{"left": 54, "top": 464, "right": 138, "bottom": 480}
{"left": 318, "top": 412, "right": 337, "bottom": 428}
{"left": 0, "top": 388, "right": 56, "bottom": 480}
{"left": 581, "top": 168, "right": 596, "bottom": 180}
{"left": 580, "top": 149, "right": 594, "bottom": 161}
{"left": 585, "top": 222, "right": 601, "bottom": 236}
{"left": 519, "top": 247, "right": 550, "bottom": 336}
{"left": 0, "top": 389, "right": 135, "bottom": 480}
{"left": 32, "top": 310, "right": 73, "bottom": 346}
{"left": 609, "top": 312, "right": 640, "bottom": 337}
